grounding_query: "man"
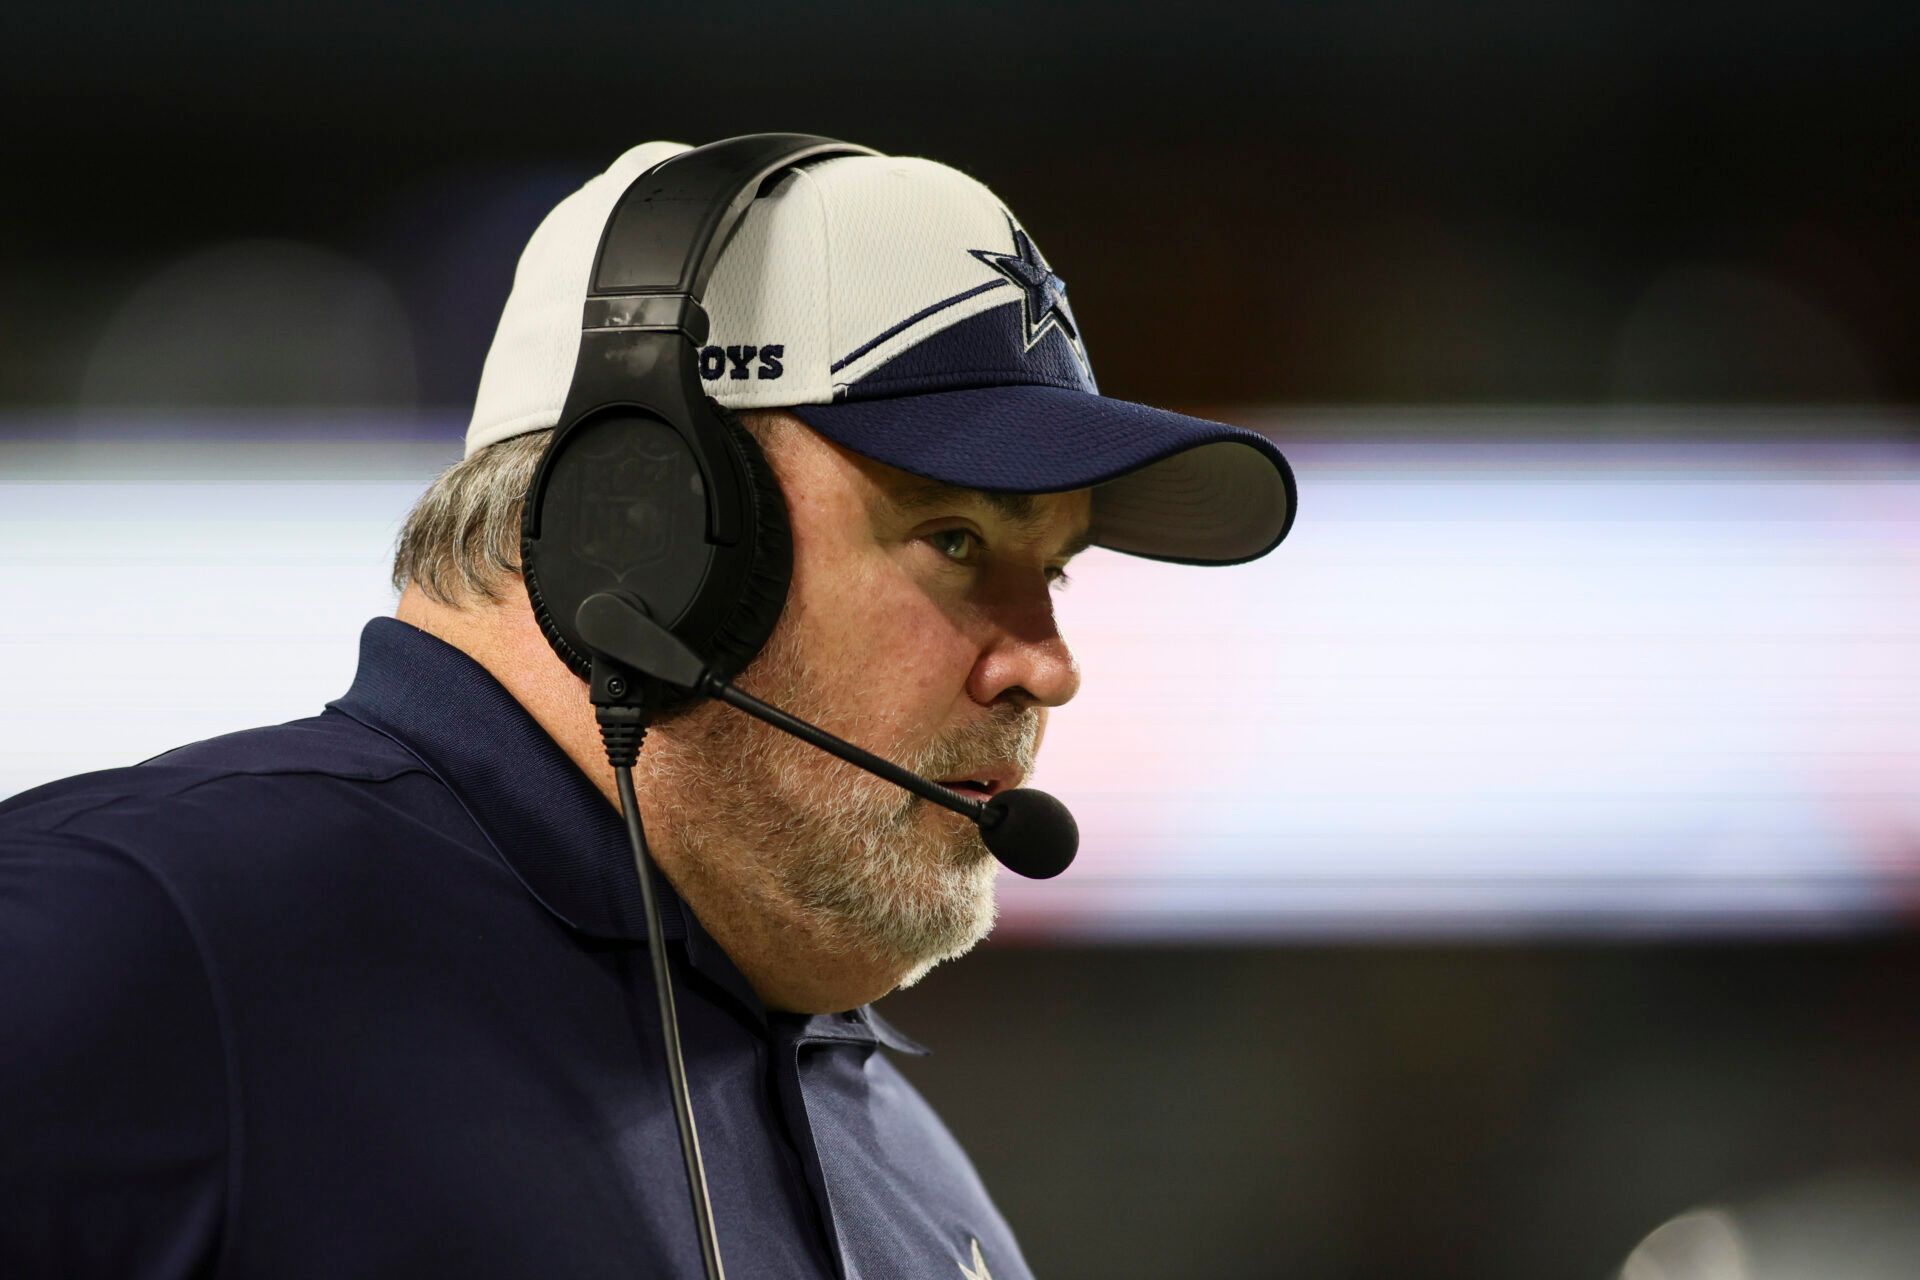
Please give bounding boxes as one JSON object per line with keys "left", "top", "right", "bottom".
{"left": 0, "top": 140, "right": 1294, "bottom": 1277}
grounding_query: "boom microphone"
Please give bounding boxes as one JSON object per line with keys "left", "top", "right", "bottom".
{"left": 575, "top": 590, "right": 1079, "bottom": 879}
{"left": 966, "top": 787, "right": 1078, "bottom": 882}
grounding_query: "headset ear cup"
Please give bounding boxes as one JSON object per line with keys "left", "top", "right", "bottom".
{"left": 696, "top": 401, "right": 793, "bottom": 689}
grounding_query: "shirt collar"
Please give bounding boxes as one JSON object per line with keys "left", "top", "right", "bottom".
{"left": 327, "top": 617, "right": 928, "bottom": 1055}
{"left": 331, "top": 616, "right": 681, "bottom": 946}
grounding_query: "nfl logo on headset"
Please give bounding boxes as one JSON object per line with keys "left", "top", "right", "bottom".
{"left": 576, "top": 433, "right": 685, "bottom": 578}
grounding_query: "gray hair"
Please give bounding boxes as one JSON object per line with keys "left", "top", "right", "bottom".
{"left": 391, "top": 410, "right": 790, "bottom": 607}
{"left": 390, "top": 429, "right": 554, "bottom": 607}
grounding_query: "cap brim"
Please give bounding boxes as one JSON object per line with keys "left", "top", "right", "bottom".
{"left": 788, "top": 385, "right": 1297, "bottom": 565}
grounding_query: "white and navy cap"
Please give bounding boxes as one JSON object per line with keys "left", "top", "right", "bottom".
{"left": 468, "top": 141, "right": 1296, "bottom": 564}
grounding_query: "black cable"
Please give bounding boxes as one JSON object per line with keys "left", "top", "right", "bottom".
{"left": 607, "top": 733, "right": 726, "bottom": 1280}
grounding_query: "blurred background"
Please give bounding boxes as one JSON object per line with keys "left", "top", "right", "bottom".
{"left": 3, "top": 2, "right": 1916, "bottom": 1275}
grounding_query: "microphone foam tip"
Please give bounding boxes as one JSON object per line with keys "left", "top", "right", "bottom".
{"left": 980, "top": 788, "right": 1079, "bottom": 880}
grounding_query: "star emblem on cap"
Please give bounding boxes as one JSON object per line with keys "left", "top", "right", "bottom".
{"left": 957, "top": 1236, "right": 994, "bottom": 1280}
{"left": 969, "top": 216, "right": 1084, "bottom": 360}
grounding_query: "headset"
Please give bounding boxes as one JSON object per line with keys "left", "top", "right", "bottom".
{"left": 521, "top": 133, "right": 873, "bottom": 717}
{"left": 517, "top": 134, "right": 1077, "bottom": 1279}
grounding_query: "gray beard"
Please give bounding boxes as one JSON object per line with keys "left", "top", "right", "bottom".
{"left": 640, "top": 623, "right": 1037, "bottom": 988}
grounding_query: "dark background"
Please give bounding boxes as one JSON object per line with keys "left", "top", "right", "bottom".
{"left": 4, "top": 1, "right": 1916, "bottom": 415}
{"left": 888, "top": 942, "right": 1920, "bottom": 1278}
{"left": 6, "top": 3, "right": 1917, "bottom": 1276}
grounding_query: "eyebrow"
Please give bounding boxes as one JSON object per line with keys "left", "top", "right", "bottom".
{"left": 889, "top": 476, "right": 1095, "bottom": 560}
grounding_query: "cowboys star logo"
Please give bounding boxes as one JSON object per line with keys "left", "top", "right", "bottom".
{"left": 957, "top": 1236, "right": 993, "bottom": 1280}
{"left": 968, "top": 213, "right": 1088, "bottom": 374}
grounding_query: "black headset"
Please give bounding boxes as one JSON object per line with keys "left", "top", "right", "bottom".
{"left": 520, "top": 133, "right": 879, "bottom": 715}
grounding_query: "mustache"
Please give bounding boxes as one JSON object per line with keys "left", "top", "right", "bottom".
{"left": 909, "top": 708, "right": 1042, "bottom": 785}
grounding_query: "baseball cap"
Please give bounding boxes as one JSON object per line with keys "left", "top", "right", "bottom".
{"left": 468, "top": 141, "right": 1296, "bottom": 565}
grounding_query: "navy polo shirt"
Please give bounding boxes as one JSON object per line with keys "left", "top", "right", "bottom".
{"left": 0, "top": 618, "right": 1033, "bottom": 1279}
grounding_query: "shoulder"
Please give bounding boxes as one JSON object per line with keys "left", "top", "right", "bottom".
{"left": 0, "top": 821, "right": 217, "bottom": 1039}
{"left": 0, "top": 822, "right": 231, "bottom": 1273}
{"left": 0, "top": 702, "right": 433, "bottom": 959}
{"left": 0, "top": 706, "right": 480, "bottom": 933}
{"left": 0, "top": 706, "right": 436, "bottom": 852}
{"left": 2, "top": 706, "right": 423, "bottom": 824}
{"left": 0, "top": 706, "right": 439, "bottom": 1004}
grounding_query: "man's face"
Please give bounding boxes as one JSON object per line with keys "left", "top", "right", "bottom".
{"left": 648, "top": 413, "right": 1091, "bottom": 988}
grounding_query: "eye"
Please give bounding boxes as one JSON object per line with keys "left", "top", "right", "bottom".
{"left": 925, "top": 527, "right": 1074, "bottom": 591}
{"left": 926, "top": 528, "right": 982, "bottom": 564}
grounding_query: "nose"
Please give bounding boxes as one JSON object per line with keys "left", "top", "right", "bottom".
{"left": 966, "top": 578, "right": 1082, "bottom": 711}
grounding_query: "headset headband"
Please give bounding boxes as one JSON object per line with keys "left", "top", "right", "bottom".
{"left": 526, "top": 134, "right": 880, "bottom": 707}
{"left": 574, "top": 134, "right": 880, "bottom": 352}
